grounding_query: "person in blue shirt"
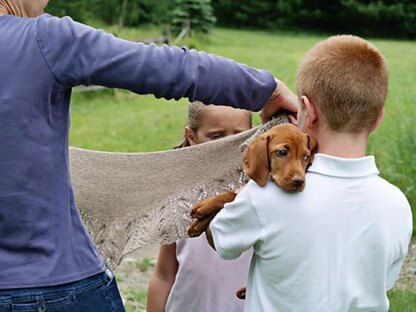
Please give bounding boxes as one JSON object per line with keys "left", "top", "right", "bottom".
{"left": 0, "top": 0, "right": 297, "bottom": 311}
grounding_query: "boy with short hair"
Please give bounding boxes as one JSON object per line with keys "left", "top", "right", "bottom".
{"left": 208, "top": 35, "right": 412, "bottom": 311}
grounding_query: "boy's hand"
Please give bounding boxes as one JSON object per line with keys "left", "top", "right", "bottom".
{"left": 260, "top": 79, "right": 298, "bottom": 124}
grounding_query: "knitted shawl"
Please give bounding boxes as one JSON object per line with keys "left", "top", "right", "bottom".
{"left": 69, "top": 116, "right": 287, "bottom": 267}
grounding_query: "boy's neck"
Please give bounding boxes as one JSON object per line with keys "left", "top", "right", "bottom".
{"left": 315, "top": 128, "right": 369, "bottom": 158}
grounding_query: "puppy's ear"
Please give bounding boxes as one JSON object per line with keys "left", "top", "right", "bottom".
{"left": 306, "top": 135, "right": 318, "bottom": 166}
{"left": 243, "top": 134, "right": 270, "bottom": 186}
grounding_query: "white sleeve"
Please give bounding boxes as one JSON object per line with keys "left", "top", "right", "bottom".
{"left": 386, "top": 228, "right": 412, "bottom": 290}
{"left": 386, "top": 193, "right": 413, "bottom": 290}
{"left": 386, "top": 256, "right": 406, "bottom": 291}
{"left": 210, "top": 183, "right": 263, "bottom": 260}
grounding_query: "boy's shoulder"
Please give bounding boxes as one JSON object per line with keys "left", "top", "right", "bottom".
{"left": 372, "top": 175, "right": 411, "bottom": 207}
{"left": 245, "top": 178, "right": 283, "bottom": 195}
{"left": 244, "top": 178, "right": 297, "bottom": 208}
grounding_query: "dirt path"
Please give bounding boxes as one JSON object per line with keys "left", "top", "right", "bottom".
{"left": 115, "top": 244, "right": 159, "bottom": 291}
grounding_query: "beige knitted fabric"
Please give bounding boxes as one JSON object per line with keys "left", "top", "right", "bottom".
{"left": 69, "top": 116, "right": 288, "bottom": 267}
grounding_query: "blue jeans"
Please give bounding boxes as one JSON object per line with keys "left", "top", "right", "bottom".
{"left": 0, "top": 269, "right": 125, "bottom": 312}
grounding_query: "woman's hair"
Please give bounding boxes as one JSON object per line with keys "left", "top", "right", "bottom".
{"left": 175, "top": 101, "right": 252, "bottom": 149}
{"left": 296, "top": 35, "right": 388, "bottom": 133}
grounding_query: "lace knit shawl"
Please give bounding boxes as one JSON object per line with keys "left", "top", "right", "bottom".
{"left": 69, "top": 116, "right": 287, "bottom": 267}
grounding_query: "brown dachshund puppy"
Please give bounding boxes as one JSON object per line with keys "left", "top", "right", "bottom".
{"left": 187, "top": 123, "right": 317, "bottom": 299}
{"left": 188, "top": 123, "right": 318, "bottom": 237}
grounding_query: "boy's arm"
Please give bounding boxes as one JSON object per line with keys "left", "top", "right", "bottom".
{"left": 209, "top": 182, "right": 263, "bottom": 260}
{"left": 386, "top": 196, "right": 413, "bottom": 290}
{"left": 386, "top": 256, "right": 407, "bottom": 291}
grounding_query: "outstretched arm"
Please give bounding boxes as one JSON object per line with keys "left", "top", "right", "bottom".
{"left": 37, "top": 15, "right": 296, "bottom": 116}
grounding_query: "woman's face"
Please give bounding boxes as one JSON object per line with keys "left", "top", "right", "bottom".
{"left": 188, "top": 106, "right": 251, "bottom": 145}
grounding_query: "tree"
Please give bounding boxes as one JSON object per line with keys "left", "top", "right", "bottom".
{"left": 170, "top": 0, "right": 216, "bottom": 35}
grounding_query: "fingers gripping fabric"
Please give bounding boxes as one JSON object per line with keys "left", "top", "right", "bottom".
{"left": 69, "top": 115, "right": 288, "bottom": 267}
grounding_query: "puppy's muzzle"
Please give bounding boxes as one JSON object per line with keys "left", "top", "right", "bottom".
{"left": 277, "top": 174, "right": 305, "bottom": 192}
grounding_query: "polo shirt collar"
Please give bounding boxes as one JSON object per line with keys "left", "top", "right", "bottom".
{"left": 307, "top": 153, "right": 379, "bottom": 178}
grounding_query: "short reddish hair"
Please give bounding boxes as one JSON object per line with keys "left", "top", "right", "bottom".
{"left": 297, "top": 35, "right": 388, "bottom": 133}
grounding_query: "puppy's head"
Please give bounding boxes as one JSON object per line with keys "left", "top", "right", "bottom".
{"left": 243, "top": 124, "right": 317, "bottom": 192}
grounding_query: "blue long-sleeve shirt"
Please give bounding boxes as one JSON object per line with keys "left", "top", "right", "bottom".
{"left": 0, "top": 13, "right": 276, "bottom": 288}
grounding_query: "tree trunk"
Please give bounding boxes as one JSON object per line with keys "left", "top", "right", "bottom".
{"left": 118, "top": 0, "right": 129, "bottom": 28}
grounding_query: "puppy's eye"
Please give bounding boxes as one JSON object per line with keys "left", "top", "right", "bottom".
{"left": 304, "top": 154, "right": 310, "bottom": 161}
{"left": 276, "top": 149, "right": 288, "bottom": 157}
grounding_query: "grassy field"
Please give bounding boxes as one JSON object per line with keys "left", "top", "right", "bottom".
{"left": 68, "top": 26, "right": 416, "bottom": 310}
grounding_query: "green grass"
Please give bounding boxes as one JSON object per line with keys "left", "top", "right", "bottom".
{"left": 123, "top": 288, "right": 148, "bottom": 312}
{"left": 69, "top": 26, "right": 416, "bottom": 308}
{"left": 136, "top": 257, "right": 156, "bottom": 273}
{"left": 388, "top": 289, "right": 416, "bottom": 311}
{"left": 366, "top": 39, "right": 416, "bottom": 230}
{"left": 70, "top": 90, "right": 188, "bottom": 152}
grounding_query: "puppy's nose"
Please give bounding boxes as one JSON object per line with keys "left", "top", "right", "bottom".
{"left": 292, "top": 175, "right": 305, "bottom": 188}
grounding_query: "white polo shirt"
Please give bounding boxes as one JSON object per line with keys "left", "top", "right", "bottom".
{"left": 210, "top": 154, "right": 412, "bottom": 312}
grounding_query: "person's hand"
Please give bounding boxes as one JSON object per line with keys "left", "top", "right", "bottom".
{"left": 260, "top": 79, "right": 298, "bottom": 124}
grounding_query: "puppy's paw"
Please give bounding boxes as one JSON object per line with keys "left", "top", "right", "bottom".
{"left": 236, "top": 287, "right": 246, "bottom": 300}
{"left": 190, "top": 192, "right": 237, "bottom": 219}
{"left": 187, "top": 216, "right": 213, "bottom": 237}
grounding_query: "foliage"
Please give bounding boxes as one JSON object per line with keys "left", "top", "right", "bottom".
{"left": 45, "top": 0, "right": 89, "bottom": 22}
{"left": 211, "top": 0, "right": 416, "bottom": 39}
{"left": 45, "top": 0, "right": 416, "bottom": 38}
{"left": 46, "top": 0, "right": 171, "bottom": 26}
{"left": 46, "top": 0, "right": 215, "bottom": 36}
{"left": 211, "top": 0, "right": 280, "bottom": 28}
{"left": 290, "top": 0, "right": 416, "bottom": 39}
{"left": 170, "top": 0, "right": 216, "bottom": 35}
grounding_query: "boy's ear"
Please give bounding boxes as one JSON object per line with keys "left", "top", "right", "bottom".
{"left": 370, "top": 108, "right": 385, "bottom": 133}
{"left": 185, "top": 127, "right": 196, "bottom": 146}
{"left": 299, "top": 95, "right": 307, "bottom": 111}
{"left": 243, "top": 134, "right": 270, "bottom": 186}
{"left": 301, "top": 95, "right": 318, "bottom": 130}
